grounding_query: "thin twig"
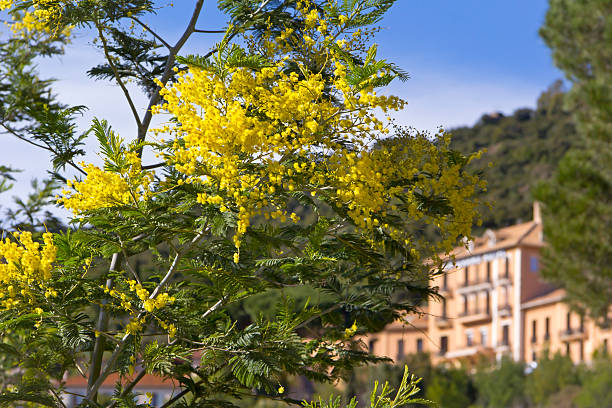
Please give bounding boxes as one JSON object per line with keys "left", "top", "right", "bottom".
{"left": 107, "top": 370, "right": 148, "bottom": 408}
{"left": 87, "top": 253, "right": 121, "bottom": 398}
{"left": 141, "top": 161, "right": 165, "bottom": 170}
{"left": 130, "top": 16, "right": 172, "bottom": 49}
{"left": 88, "top": 231, "right": 203, "bottom": 399}
{"left": 201, "top": 296, "right": 226, "bottom": 319}
{"left": 136, "top": 0, "right": 206, "bottom": 152}
{"left": 193, "top": 28, "right": 226, "bottom": 33}
{"left": 0, "top": 121, "right": 87, "bottom": 176}
{"left": 96, "top": 22, "right": 143, "bottom": 132}
{"left": 159, "top": 380, "right": 204, "bottom": 408}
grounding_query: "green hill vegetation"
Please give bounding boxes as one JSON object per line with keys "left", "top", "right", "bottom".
{"left": 449, "top": 80, "right": 577, "bottom": 231}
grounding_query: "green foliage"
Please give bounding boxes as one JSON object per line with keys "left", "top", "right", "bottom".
{"left": 0, "top": 1, "right": 480, "bottom": 407}
{"left": 525, "top": 351, "right": 581, "bottom": 407}
{"left": 474, "top": 357, "right": 526, "bottom": 408}
{"left": 424, "top": 366, "right": 475, "bottom": 408}
{"left": 450, "top": 81, "right": 576, "bottom": 232}
{"left": 304, "top": 366, "right": 431, "bottom": 408}
{"left": 574, "top": 357, "right": 612, "bottom": 408}
{"left": 535, "top": 0, "right": 612, "bottom": 321}
{"left": 4, "top": 179, "right": 64, "bottom": 232}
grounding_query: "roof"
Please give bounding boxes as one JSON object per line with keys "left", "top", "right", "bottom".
{"left": 521, "top": 288, "right": 566, "bottom": 310}
{"left": 448, "top": 220, "right": 542, "bottom": 261}
{"left": 64, "top": 372, "right": 177, "bottom": 389}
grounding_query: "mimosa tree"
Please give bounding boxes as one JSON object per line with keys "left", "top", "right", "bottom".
{"left": 0, "top": 0, "right": 483, "bottom": 406}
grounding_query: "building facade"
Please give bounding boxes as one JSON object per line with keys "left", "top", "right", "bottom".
{"left": 366, "top": 203, "right": 610, "bottom": 366}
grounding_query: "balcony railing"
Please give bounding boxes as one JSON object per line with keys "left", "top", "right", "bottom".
{"left": 496, "top": 340, "right": 511, "bottom": 350}
{"left": 559, "top": 328, "right": 587, "bottom": 342}
{"left": 435, "top": 316, "right": 452, "bottom": 328}
{"left": 456, "top": 278, "right": 492, "bottom": 294}
{"left": 457, "top": 308, "right": 491, "bottom": 324}
{"left": 498, "top": 304, "right": 511, "bottom": 317}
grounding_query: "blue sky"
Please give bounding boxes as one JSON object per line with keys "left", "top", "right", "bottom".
{"left": 2, "top": 0, "right": 561, "bottom": 210}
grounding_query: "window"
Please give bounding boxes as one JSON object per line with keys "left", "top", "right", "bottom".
{"left": 505, "top": 257, "right": 510, "bottom": 278}
{"left": 502, "top": 325, "right": 510, "bottom": 346}
{"left": 545, "top": 317, "right": 550, "bottom": 340}
{"left": 463, "top": 295, "right": 468, "bottom": 314}
{"left": 579, "top": 340, "right": 584, "bottom": 361}
{"left": 566, "top": 342, "right": 570, "bottom": 356}
{"left": 480, "top": 327, "right": 488, "bottom": 346}
{"left": 485, "top": 291, "right": 490, "bottom": 314}
{"left": 604, "top": 339, "right": 609, "bottom": 355}
{"left": 486, "top": 262, "right": 491, "bottom": 282}
{"left": 530, "top": 256, "right": 539, "bottom": 272}
{"left": 464, "top": 267, "right": 469, "bottom": 285}
{"left": 417, "top": 338, "right": 423, "bottom": 353}
{"left": 531, "top": 320, "right": 537, "bottom": 343}
{"left": 369, "top": 339, "right": 377, "bottom": 354}
{"left": 566, "top": 312, "right": 571, "bottom": 331}
{"left": 532, "top": 351, "right": 537, "bottom": 362}
{"left": 466, "top": 330, "right": 474, "bottom": 347}
{"left": 442, "top": 297, "right": 448, "bottom": 318}
{"left": 397, "top": 339, "right": 405, "bottom": 362}
{"left": 443, "top": 273, "right": 448, "bottom": 290}
{"left": 440, "top": 336, "right": 448, "bottom": 355}
{"left": 580, "top": 315, "right": 584, "bottom": 332}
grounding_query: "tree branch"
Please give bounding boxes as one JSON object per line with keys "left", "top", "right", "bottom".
{"left": 0, "top": 121, "right": 87, "bottom": 176}
{"left": 88, "top": 231, "right": 203, "bottom": 399}
{"left": 96, "top": 22, "right": 143, "bottom": 132}
{"left": 130, "top": 16, "right": 173, "bottom": 49}
{"left": 107, "top": 370, "right": 147, "bottom": 408}
{"left": 193, "top": 28, "right": 226, "bottom": 33}
{"left": 87, "top": 252, "right": 121, "bottom": 401}
{"left": 136, "top": 0, "right": 206, "bottom": 154}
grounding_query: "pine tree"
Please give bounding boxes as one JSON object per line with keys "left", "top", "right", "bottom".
{"left": 535, "top": 0, "right": 612, "bottom": 321}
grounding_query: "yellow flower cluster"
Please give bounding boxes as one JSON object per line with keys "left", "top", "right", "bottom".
{"left": 0, "top": 231, "right": 57, "bottom": 310}
{"left": 104, "top": 279, "right": 176, "bottom": 337}
{"left": 126, "top": 316, "right": 146, "bottom": 335}
{"left": 153, "top": 4, "right": 411, "bottom": 261}
{"left": 127, "top": 280, "right": 175, "bottom": 313}
{"left": 1, "top": 0, "right": 74, "bottom": 37}
{"left": 59, "top": 154, "right": 154, "bottom": 216}
{"left": 104, "top": 279, "right": 175, "bottom": 315}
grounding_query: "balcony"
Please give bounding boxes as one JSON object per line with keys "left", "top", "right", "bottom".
{"left": 497, "top": 274, "right": 511, "bottom": 286}
{"left": 495, "top": 340, "right": 511, "bottom": 353}
{"left": 435, "top": 316, "right": 452, "bottom": 329}
{"left": 559, "top": 328, "right": 587, "bottom": 342}
{"left": 457, "top": 308, "right": 491, "bottom": 324}
{"left": 498, "top": 304, "right": 511, "bottom": 317}
{"left": 442, "top": 344, "right": 493, "bottom": 360}
{"left": 456, "top": 278, "right": 492, "bottom": 295}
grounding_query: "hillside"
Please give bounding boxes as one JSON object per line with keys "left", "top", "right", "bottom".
{"left": 449, "top": 81, "right": 577, "bottom": 231}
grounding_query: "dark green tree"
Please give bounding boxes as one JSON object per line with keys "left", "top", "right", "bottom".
{"left": 574, "top": 356, "right": 612, "bottom": 408}
{"left": 535, "top": 0, "right": 612, "bottom": 321}
{"left": 474, "top": 357, "right": 526, "bottom": 408}
{"left": 525, "top": 351, "right": 581, "bottom": 408}
{"left": 449, "top": 81, "right": 576, "bottom": 232}
{"left": 425, "top": 366, "right": 475, "bottom": 408}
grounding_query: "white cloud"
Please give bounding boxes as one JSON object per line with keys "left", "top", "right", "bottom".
{"left": 385, "top": 68, "right": 544, "bottom": 133}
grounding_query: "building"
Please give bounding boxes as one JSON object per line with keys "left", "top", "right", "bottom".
{"left": 62, "top": 373, "right": 177, "bottom": 407}
{"left": 365, "top": 202, "right": 610, "bottom": 366}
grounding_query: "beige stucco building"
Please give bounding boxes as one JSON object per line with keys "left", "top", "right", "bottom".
{"left": 365, "top": 203, "right": 610, "bottom": 366}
